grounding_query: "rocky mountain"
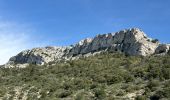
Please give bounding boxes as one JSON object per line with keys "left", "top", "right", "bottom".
{"left": 4, "top": 28, "right": 170, "bottom": 68}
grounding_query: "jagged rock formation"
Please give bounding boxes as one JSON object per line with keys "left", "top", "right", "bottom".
{"left": 4, "top": 28, "right": 170, "bottom": 68}
{"left": 6, "top": 47, "right": 72, "bottom": 68}
{"left": 155, "top": 44, "right": 170, "bottom": 54}
{"left": 69, "top": 28, "right": 159, "bottom": 56}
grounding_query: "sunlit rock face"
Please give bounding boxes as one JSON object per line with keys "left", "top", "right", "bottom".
{"left": 5, "top": 46, "right": 72, "bottom": 68}
{"left": 5, "top": 28, "right": 168, "bottom": 68}
{"left": 69, "top": 28, "right": 159, "bottom": 56}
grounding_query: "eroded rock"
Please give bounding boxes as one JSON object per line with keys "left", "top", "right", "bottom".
{"left": 5, "top": 28, "right": 168, "bottom": 68}
{"left": 155, "top": 44, "right": 170, "bottom": 54}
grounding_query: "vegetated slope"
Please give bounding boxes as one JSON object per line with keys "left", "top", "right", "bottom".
{"left": 0, "top": 52, "right": 170, "bottom": 100}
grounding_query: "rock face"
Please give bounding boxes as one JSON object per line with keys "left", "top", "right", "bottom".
{"left": 4, "top": 28, "right": 169, "bottom": 68}
{"left": 70, "top": 28, "right": 159, "bottom": 56}
{"left": 6, "top": 46, "right": 71, "bottom": 67}
{"left": 155, "top": 44, "right": 170, "bottom": 54}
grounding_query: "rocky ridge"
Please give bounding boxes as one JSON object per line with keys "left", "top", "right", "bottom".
{"left": 4, "top": 28, "right": 170, "bottom": 68}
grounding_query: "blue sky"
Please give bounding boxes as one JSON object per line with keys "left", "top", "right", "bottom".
{"left": 0, "top": 0, "right": 170, "bottom": 64}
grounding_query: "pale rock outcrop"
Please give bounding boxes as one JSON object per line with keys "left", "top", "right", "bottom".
{"left": 4, "top": 28, "right": 168, "bottom": 68}
{"left": 70, "top": 28, "right": 159, "bottom": 56}
{"left": 155, "top": 44, "right": 170, "bottom": 54}
{"left": 6, "top": 46, "right": 71, "bottom": 68}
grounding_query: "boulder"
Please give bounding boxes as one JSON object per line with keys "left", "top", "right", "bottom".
{"left": 155, "top": 44, "right": 170, "bottom": 54}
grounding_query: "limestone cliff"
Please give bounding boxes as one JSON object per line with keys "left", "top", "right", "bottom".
{"left": 4, "top": 28, "right": 170, "bottom": 68}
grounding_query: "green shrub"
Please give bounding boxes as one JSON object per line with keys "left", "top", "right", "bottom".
{"left": 162, "top": 87, "right": 170, "bottom": 98}
{"left": 150, "top": 94, "right": 160, "bottom": 100}
{"left": 151, "top": 39, "right": 159, "bottom": 43}
{"left": 58, "top": 90, "right": 72, "bottom": 98}
{"left": 162, "top": 68, "right": 170, "bottom": 79}
{"left": 75, "top": 91, "right": 93, "bottom": 100}
{"left": 116, "top": 90, "right": 126, "bottom": 96}
{"left": 122, "top": 84, "right": 140, "bottom": 92}
{"left": 0, "top": 87, "right": 6, "bottom": 97}
{"left": 105, "top": 74, "right": 123, "bottom": 85}
{"left": 146, "top": 80, "right": 160, "bottom": 91}
{"left": 168, "top": 50, "right": 170, "bottom": 55}
{"left": 94, "top": 88, "right": 106, "bottom": 99}
{"left": 135, "top": 95, "right": 146, "bottom": 100}
{"left": 147, "top": 65, "right": 163, "bottom": 80}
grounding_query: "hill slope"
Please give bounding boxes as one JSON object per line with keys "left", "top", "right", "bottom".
{"left": 0, "top": 52, "right": 170, "bottom": 100}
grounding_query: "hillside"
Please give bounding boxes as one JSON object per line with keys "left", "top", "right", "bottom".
{"left": 0, "top": 52, "right": 170, "bottom": 100}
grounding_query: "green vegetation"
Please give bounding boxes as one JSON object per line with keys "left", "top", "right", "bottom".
{"left": 168, "top": 50, "right": 170, "bottom": 55}
{"left": 0, "top": 52, "right": 170, "bottom": 99}
{"left": 151, "top": 39, "right": 159, "bottom": 43}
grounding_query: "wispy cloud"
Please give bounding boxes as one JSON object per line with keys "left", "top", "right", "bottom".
{"left": 0, "top": 20, "right": 44, "bottom": 65}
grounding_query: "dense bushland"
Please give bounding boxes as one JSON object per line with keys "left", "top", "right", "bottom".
{"left": 0, "top": 52, "right": 170, "bottom": 100}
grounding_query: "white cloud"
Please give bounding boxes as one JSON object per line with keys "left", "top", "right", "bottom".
{"left": 0, "top": 21, "right": 40, "bottom": 65}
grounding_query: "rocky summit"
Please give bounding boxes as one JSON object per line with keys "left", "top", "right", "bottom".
{"left": 5, "top": 28, "right": 170, "bottom": 68}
